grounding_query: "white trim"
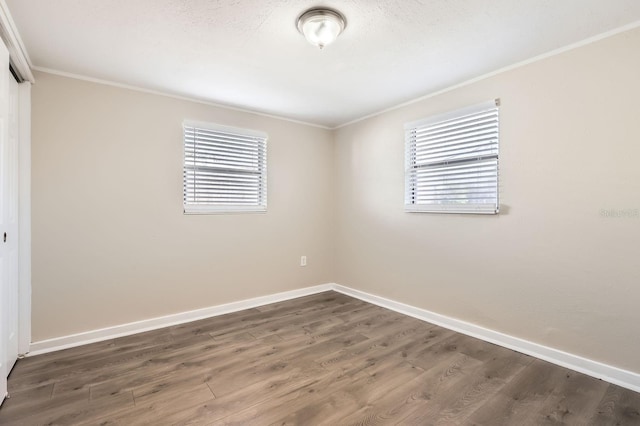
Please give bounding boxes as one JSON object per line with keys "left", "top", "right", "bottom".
{"left": 27, "top": 283, "right": 640, "bottom": 393}
{"left": 17, "top": 82, "right": 30, "bottom": 355}
{"left": 28, "top": 284, "right": 333, "bottom": 356}
{"left": 0, "top": 0, "right": 34, "bottom": 82}
{"left": 183, "top": 205, "right": 267, "bottom": 215}
{"left": 334, "top": 19, "right": 640, "bottom": 129}
{"left": 332, "top": 284, "right": 640, "bottom": 394}
{"left": 31, "top": 67, "right": 329, "bottom": 130}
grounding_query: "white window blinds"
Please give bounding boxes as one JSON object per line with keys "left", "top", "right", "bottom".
{"left": 405, "top": 99, "right": 500, "bottom": 214}
{"left": 183, "top": 121, "right": 267, "bottom": 214}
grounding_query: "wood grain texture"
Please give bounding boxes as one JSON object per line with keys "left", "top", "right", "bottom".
{"left": 1, "top": 291, "right": 638, "bottom": 425}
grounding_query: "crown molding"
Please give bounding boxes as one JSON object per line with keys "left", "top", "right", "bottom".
{"left": 0, "top": 0, "right": 34, "bottom": 83}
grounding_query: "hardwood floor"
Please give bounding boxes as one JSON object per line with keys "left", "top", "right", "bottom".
{"left": 1, "top": 291, "right": 639, "bottom": 425}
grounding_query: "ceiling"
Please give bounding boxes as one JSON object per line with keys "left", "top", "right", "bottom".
{"left": 6, "top": 1, "right": 640, "bottom": 128}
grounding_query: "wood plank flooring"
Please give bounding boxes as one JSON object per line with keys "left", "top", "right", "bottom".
{"left": 1, "top": 291, "right": 639, "bottom": 425}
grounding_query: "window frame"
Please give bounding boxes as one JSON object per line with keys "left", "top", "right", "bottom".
{"left": 183, "top": 120, "right": 268, "bottom": 215}
{"left": 404, "top": 99, "right": 500, "bottom": 214}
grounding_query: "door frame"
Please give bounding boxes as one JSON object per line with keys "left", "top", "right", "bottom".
{"left": 0, "top": 2, "right": 35, "bottom": 357}
{"left": 17, "top": 81, "right": 30, "bottom": 355}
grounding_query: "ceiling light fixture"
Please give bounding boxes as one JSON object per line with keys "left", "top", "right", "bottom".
{"left": 296, "top": 7, "right": 347, "bottom": 50}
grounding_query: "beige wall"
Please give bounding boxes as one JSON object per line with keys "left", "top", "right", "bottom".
{"left": 333, "top": 28, "right": 640, "bottom": 372}
{"left": 31, "top": 71, "right": 335, "bottom": 341}
{"left": 32, "top": 27, "right": 640, "bottom": 374}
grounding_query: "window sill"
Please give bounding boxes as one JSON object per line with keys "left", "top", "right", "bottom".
{"left": 183, "top": 205, "right": 267, "bottom": 215}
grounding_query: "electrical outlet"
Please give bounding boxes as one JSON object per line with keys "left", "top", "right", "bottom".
{"left": 300, "top": 256, "right": 307, "bottom": 266}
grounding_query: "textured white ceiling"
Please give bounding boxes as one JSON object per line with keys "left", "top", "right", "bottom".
{"left": 6, "top": 0, "right": 640, "bottom": 127}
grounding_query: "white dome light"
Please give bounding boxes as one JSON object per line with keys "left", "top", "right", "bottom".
{"left": 296, "top": 8, "right": 347, "bottom": 50}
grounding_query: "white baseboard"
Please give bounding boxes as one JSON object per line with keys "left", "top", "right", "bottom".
{"left": 28, "top": 284, "right": 333, "bottom": 356}
{"left": 28, "top": 282, "right": 640, "bottom": 394}
{"left": 332, "top": 284, "right": 640, "bottom": 394}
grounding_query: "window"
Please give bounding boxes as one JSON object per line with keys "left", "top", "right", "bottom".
{"left": 183, "top": 121, "right": 267, "bottom": 214}
{"left": 404, "top": 99, "right": 500, "bottom": 214}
